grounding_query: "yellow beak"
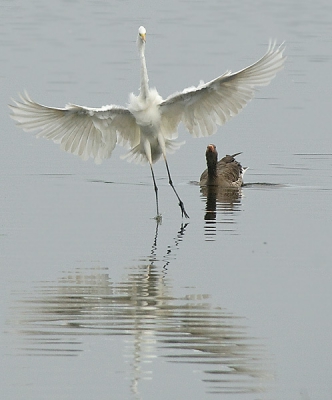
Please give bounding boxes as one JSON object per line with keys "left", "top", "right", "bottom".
{"left": 140, "top": 33, "right": 146, "bottom": 42}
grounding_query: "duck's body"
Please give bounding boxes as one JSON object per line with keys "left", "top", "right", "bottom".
{"left": 200, "top": 144, "right": 247, "bottom": 188}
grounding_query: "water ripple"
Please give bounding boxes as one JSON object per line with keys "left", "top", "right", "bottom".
{"left": 10, "top": 268, "right": 271, "bottom": 394}
{"left": 8, "top": 223, "right": 272, "bottom": 396}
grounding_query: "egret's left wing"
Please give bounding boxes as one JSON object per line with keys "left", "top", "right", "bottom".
{"left": 9, "top": 92, "right": 139, "bottom": 164}
{"left": 159, "top": 41, "right": 286, "bottom": 138}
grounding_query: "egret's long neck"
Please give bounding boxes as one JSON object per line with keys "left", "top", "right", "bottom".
{"left": 139, "top": 41, "right": 149, "bottom": 99}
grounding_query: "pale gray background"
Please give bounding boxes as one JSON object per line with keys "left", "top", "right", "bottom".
{"left": 1, "top": 0, "right": 332, "bottom": 399}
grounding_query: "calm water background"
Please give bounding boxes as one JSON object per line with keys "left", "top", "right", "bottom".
{"left": 1, "top": 0, "right": 332, "bottom": 399}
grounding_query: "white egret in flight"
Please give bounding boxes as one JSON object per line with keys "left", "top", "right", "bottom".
{"left": 10, "top": 26, "right": 285, "bottom": 220}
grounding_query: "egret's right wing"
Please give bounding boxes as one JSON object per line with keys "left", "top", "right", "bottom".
{"left": 159, "top": 41, "right": 286, "bottom": 138}
{"left": 9, "top": 92, "right": 140, "bottom": 164}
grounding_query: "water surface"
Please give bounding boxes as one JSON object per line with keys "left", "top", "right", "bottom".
{"left": 1, "top": 1, "right": 332, "bottom": 399}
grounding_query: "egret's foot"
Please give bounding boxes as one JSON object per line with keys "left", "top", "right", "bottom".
{"left": 179, "top": 201, "right": 190, "bottom": 219}
{"left": 154, "top": 213, "right": 163, "bottom": 224}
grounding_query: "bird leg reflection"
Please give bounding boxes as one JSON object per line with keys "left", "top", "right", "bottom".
{"left": 164, "top": 156, "right": 189, "bottom": 219}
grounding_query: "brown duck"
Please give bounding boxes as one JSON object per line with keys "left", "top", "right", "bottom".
{"left": 200, "top": 144, "right": 248, "bottom": 187}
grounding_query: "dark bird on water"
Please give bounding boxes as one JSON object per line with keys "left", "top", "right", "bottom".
{"left": 200, "top": 144, "right": 248, "bottom": 188}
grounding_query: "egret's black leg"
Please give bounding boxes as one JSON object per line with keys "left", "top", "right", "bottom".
{"left": 149, "top": 163, "right": 162, "bottom": 221}
{"left": 164, "top": 156, "right": 189, "bottom": 219}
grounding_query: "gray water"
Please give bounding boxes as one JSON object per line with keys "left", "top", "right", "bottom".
{"left": 1, "top": 1, "right": 332, "bottom": 399}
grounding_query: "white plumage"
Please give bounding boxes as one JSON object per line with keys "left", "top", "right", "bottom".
{"left": 9, "top": 26, "right": 286, "bottom": 219}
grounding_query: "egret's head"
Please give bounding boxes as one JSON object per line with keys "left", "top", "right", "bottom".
{"left": 138, "top": 26, "right": 146, "bottom": 43}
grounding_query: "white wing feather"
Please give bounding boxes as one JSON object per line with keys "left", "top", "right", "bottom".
{"left": 9, "top": 92, "right": 139, "bottom": 164}
{"left": 9, "top": 41, "right": 285, "bottom": 165}
{"left": 159, "top": 41, "right": 286, "bottom": 138}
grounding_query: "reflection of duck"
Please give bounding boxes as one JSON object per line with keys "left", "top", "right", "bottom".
{"left": 200, "top": 184, "right": 243, "bottom": 208}
{"left": 200, "top": 183, "right": 243, "bottom": 238}
{"left": 200, "top": 144, "right": 248, "bottom": 188}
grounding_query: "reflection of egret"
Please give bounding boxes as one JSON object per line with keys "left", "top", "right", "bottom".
{"left": 9, "top": 222, "right": 271, "bottom": 396}
{"left": 10, "top": 26, "right": 285, "bottom": 220}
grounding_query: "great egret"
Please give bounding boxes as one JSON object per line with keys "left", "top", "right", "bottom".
{"left": 9, "top": 26, "right": 285, "bottom": 220}
{"left": 200, "top": 144, "right": 247, "bottom": 187}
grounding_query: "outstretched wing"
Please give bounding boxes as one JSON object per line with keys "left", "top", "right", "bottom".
{"left": 159, "top": 41, "right": 286, "bottom": 138}
{"left": 9, "top": 92, "right": 140, "bottom": 164}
